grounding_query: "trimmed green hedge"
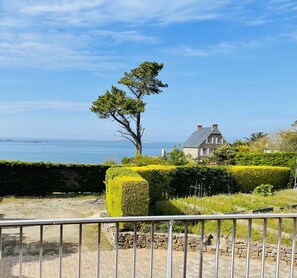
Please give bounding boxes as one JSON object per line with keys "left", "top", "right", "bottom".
{"left": 105, "top": 164, "right": 292, "bottom": 217}
{"left": 171, "top": 166, "right": 238, "bottom": 197}
{"left": 105, "top": 167, "right": 149, "bottom": 217}
{"left": 235, "top": 152, "right": 297, "bottom": 168}
{"left": 235, "top": 153, "right": 297, "bottom": 187}
{"left": 0, "top": 161, "right": 109, "bottom": 196}
{"left": 229, "top": 166, "right": 291, "bottom": 193}
{"left": 130, "top": 165, "right": 177, "bottom": 203}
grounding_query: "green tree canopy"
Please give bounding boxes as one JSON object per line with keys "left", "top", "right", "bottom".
{"left": 90, "top": 61, "right": 168, "bottom": 155}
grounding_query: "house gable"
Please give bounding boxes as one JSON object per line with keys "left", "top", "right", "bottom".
{"left": 183, "top": 124, "right": 226, "bottom": 159}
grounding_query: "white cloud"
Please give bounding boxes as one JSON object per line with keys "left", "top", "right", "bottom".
{"left": 0, "top": 40, "right": 123, "bottom": 71}
{"left": 0, "top": 0, "right": 296, "bottom": 71}
{"left": 164, "top": 31, "right": 296, "bottom": 57}
{"left": 0, "top": 101, "right": 91, "bottom": 113}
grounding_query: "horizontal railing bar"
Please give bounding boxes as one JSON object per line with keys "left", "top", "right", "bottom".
{"left": 0, "top": 213, "right": 297, "bottom": 227}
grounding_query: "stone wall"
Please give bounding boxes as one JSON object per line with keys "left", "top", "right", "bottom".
{"left": 102, "top": 222, "right": 297, "bottom": 265}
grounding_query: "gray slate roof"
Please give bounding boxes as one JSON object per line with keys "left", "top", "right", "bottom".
{"left": 183, "top": 127, "right": 221, "bottom": 148}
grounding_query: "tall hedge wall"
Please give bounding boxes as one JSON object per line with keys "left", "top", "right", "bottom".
{"left": 235, "top": 153, "right": 297, "bottom": 169}
{"left": 229, "top": 166, "right": 291, "bottom": 193}
{"left": 130, "top": 165, "right": 177, "bottom": 203}
{"left": 0, "top": 161, "right": 109, "bottom": 196}
{"left": 172, "top": 166, "right": 238, "bottom": 197}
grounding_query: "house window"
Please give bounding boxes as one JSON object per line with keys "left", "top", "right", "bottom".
{"left": 211, "top": 137, "right": 214, "bottom": 144}
{"left": 200, "top": 148, "right": 207, "bottom": 156}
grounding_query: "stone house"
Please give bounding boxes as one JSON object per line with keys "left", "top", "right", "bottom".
{"left": 183, "top": 124, "right": 226, "bottom": 159}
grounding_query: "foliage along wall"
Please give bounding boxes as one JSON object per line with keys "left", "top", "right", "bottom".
{"left": 0, "top": 161, "right": 109, "bottom": 196}
{"left": 105, "top": 164, "right": 292, "bottom": 217}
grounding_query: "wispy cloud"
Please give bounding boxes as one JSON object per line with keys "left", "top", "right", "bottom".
{"left": 0, "top": 101, "right": 91, "bottom": 113}
{"left": 1, "top": 0, "right": 296, "bottom": 71}
{"left": 13, "top": 0, "right": 229, "bottom": 26}
{"left": 164, "top": 31, "right": 297, "bottom": 58}
{"left": 0, "top": 41, "right": 123, "bottom": 71}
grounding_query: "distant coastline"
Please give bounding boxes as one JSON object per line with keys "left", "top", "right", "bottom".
{"left": 0, "top": 137, "right": 176, "bottom": 164}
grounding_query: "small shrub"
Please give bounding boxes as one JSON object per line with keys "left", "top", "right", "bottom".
{"left": 167, "top": 144, "right": 189, "bottom": 166}
{"left": 253, "top": 184, "right": 274, "bottom": 197}
{"left": 121, "top": 155, "right": 168, "bottom": 166}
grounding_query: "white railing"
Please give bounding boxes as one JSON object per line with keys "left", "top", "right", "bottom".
{"left": 0, "top": 213, "right": 297, "bottom": 278}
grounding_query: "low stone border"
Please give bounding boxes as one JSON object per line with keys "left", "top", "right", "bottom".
{"left": 101, "top": 221, "right": 297, "bottom": 265}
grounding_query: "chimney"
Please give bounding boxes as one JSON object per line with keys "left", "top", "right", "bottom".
{"left": 197, "top": 125, "right": 203, "bottom": 131}
{"left": 212, "top": 123, "right": 218, "bottom": 130}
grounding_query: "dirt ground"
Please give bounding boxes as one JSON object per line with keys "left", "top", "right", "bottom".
{"left": 0, "top": 195, "right": 111, "bottom": 255}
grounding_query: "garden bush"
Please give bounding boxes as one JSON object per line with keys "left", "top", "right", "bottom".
{"left": 130, "top": 165, "right": 177, "bottom": 203}
{"left": 253, "top": 184, "right": 274, "bottom": 197}
{"left": 235, "top": 153, "right": 297, "bottom": 187}
{"left": 235, "top": 152, "right": 297, "bottom": 168}
{"left": 171, "top": 166, "right": 238, "bottom": 197}
{"left": 229, "top": 166, "right": 291, "bottom": 193}
{"left": 121, "top": 155, "right": 168, "bottom": 166}
{"left": 105, "top": 167, "right": 149, "bottom": 217}
{"left": 0, "top": 161, "right": 109, "bottom": 196}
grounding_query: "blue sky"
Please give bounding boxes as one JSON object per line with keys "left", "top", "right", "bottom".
{"left": 0, "top": 0, "right": 296, "bottom": 143}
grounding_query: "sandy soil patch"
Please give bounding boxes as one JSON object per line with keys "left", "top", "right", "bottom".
{"left": 0, "top": 196, "right": 111, "bottom": 255}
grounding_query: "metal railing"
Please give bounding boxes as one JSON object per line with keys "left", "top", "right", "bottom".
{"left": 0, "top": 213, "right": 297, "bottom": 278}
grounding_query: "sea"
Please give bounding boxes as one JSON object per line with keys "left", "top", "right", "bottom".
{"left": 0, "top": 138, "right": 176, "bottom": 164}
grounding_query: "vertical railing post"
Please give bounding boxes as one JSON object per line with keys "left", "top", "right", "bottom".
{"left": 260, "top": 218, "right": 267, "bottom": 278}
{"left": 78, "top": 223, "right": 82, "bottom": 278}
{"left": 199, "top": 220, "right": 205, "bottom": 278}
{"left": 183, "top": 221, "right": 188, "bottom": 278}
{"left": 132, "top": 222, "right": 137, "bottom": 278}
{"left": 246, "top": 219, "right": 252, "bottom": 278}
{"left": 275, "top": 218, "right": 282, "bottom": 278}
{"left": 290, "top": 218, "right": 296, "bottom": 278}
{"left": 150, "top": 221, "right": 155, "bottom": 278}
{"left": 19, "top": 226, "right": 23, "bottom": 278}
{"left": 215, "top": 220, "right": 221, "bottom": 278}
{"left": 166, "top": 220, "right": 174, "bottom": 278}
{"left": 115, "top": 223, "right": 119, "bottom": 278}
{"left": 0, "top": 227, "right": 2, "bottom": 278}
{"left": 40, "top": 225, "right": 44, "bottom": 278}
{"left": 96, "top": 223, "right": 101, "bottom": 278}
{"left": 230, "top": 219, "right": 236, "bottom": 278}
{"left": 59, "top": 224, "right": 63, "bottom": 278}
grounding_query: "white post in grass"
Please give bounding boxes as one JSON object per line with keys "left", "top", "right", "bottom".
{"left": 294, "top": 159, "right": 297, "bottom": 189}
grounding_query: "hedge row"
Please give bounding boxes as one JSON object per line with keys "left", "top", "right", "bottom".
{"left": 235, "top": 152, "right": 297, "bottom": 187}
{"left": 130, "top": 165, "right": 239, "bottom": 203}
{"left": 105, "top": 167, "right": 149, "bottom": 217}
{"left": 105, "top": 165, "right": 292, "bottom": 217}
{"left": 130, "top": 165, "right": 176, "bottom": 203}
{"left": 0, "top": 161, "right": 109, "bottom": 196}
{"left": 172, "top": 166, "right": 238, "bottom": 197}
{"left": 229, "top": 166, "right": 291, "bottom": 193}
{"left": 235, "top": 153, "right": 297, "bottom": 169}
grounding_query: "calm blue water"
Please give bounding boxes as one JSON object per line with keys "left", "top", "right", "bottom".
{"left": 0, "top": 138, "right": 176, "bottom": 164}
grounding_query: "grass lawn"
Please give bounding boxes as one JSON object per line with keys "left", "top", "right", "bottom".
{"left": 153, "top": 189, "right": 297, "bottom": 245}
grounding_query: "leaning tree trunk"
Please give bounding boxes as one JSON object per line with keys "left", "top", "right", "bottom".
{"left": 135, "top": 139, "right": 142, "bottom": 156}
{"left": 135, "top": 112, "right": 143, "bottom": 156}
